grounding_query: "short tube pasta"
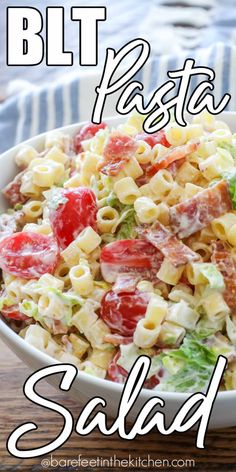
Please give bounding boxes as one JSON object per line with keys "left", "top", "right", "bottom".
{"left": 165, "top": 123, "right": 187, "bottom": 146}
{"left": 15, "top": 145, "right": 38, "bottom": 168}
{"left": 166, "top": 300, "right": 200, "bottom": 330}
{"left": 69, "top": 263, "right": 94, "bottom": 296}
{"left": 20, "top": 171, "right": 41, "bottom": 198}
{"left": 133, "top": 318, "right": 161, "bottom": 348}
{"left": 134, "top": 197, "right": 159, "bottom": 223}
{"left": 123, "top": 156, "right": 143, "bottom": 180}
{"left": 157, "top": 321, "right": 186, "bottom": 346}
{"left": 157, "top": 258, "right": 184, "bottom": 285}
{"left": 189, "top": 241, "right": 212, "bottom": 262}
{"left": 76, "top": 226, "right": 101, "bottom": 254}
{"left": 149, "top": 169, "right": 173, "bottom": 199}
{"left": 54, "top": 262, "right": 71, "bottom": 289}
{"left": 135, "top": 140, "right": 152, "bottom": 164}
{"left": 211, "top": 213, "right": 236, "bottom": 241}
{"left": 114, "top": 177, "right": 141, "bottom": 204}
{"left": 23, "top": 222, "right": 52, "bottom": 235}
{"left": 185, "top": 263, "right": 208, "bottom": 285}
{"left": 202, "top": 292, "right": 230, "bottom": 317}
{"left": 97, "top": 206, "right": 119, "bottom": 233}
{"left": 23, "top": 200, "right": 43, "bottom": 221}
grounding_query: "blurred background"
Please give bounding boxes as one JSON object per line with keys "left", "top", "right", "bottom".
{"left": 1, "top": 0, "right": 236, "bottom": 100}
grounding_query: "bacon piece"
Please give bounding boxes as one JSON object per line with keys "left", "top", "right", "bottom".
{"left": 99, "top": 131, "right": 138, "bottom": 176}
{"left": 146, "top": 141, "right": 199, "bottom": 177}
{"left": 168, "top": 157, "right": 186, "bottom": 176}
{"left": 135, "top": 130, "right": 171, "bottom": 148}
{"left": 139, "top": 221, "right": 199, "bottom": 267}
{"left": 170, "top": 181, "right": 232, "bottom": 239}
{"left": 104, "top": 333, "right": 133, "bottom": 346}
{"left": 0, "top": 211, "right": 24, "bottom": 241}
{"left": 211, "top": 241, "right": 236, "bottom": 311}
{"left": 3, "top": 171, "right": 28, "bottom": 206}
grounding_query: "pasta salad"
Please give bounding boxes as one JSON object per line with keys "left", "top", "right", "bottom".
{"left": 1, "top": 111, "right": 236, "bottom": 393}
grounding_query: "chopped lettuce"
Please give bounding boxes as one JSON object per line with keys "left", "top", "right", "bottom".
{"left": 222, "top": 169, "right": 236, "bottom": 209}
{"left": 101, "top": 206, "right": 136, "bottom": 241}
{"left": 106, "top": 191, "right": 122, "bottom": 209}
{"left": 19, "top": 300, "right": 39, "bottom": 319}
{"left": 218, "top": 141, "right": 236, "bottom": 160}
{"left": 116, "top": 208, "right": 136, "bottom": 240}
{"left": 196, "top": 263, "right": 225, "bottom": 291}
{"left": 195, "top": 315, "right": 225, "bottom": 339}
{"left": 117, "top": 343, "right": 162, "bottom": 379}
{"left": 158, "top": 334, "right": 219, "bottom": 393}
{"left": 0, "top": 294, "right": 16, "bottom": 310}
{"left": 117, "top": 335, "right": 223, "bottom": 392}
{"left": 55, "top": 289, "right": 84, "bottom": 308}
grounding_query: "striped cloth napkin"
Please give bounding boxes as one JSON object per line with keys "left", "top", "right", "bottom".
{"left": 0, "top": 42, "right": 235, "bottom": 153}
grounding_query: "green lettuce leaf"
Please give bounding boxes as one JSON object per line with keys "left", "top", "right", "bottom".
{"left": 195, "top": 263, "right": 225, "bottom": 290}
{"left": 217, "top": 141, "right": 236, "bottom": 159}
{"left": 222, "top": 169, "right": 236, "bottom": 209}
{"left": 106, "top": 191, "right": 122, "bottom": 209}
{"left": 116, "top": 208, "right": 136, "bottom": 240}
{"left": 195, "top": 315, "right": 224, "bottom": 339}
{"left": 158, "top": 334, "right": 218, "bottom": 393}
{"left": 19, "top": 300, "right": 39, "bottom": 319}
{"left": 0, "top": 295, "right": 16, "bottom": 310}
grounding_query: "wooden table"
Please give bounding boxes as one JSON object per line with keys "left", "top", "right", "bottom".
{"left": 0, "top": 339, "right": 236, "bottom": 471}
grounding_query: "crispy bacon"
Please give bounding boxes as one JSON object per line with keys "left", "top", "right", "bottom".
{"left": 170, "top": 180, "right": 232, "bottom": 239}
{"left": 135, "top": 130, "right": 171, "bottom": 148}
{"left": 104, "top": 333, "right": 133, "bottom": 346}
{"left": 3, "top": 171, "right": 28, "bottom": 206}
{"left": 99, "top": 131, "right": 138, "bottom": 176}
{"left": 146, "top": 141, "right": 199, "bottom": 177}
{"left": 139, "top": 221, "right": 200, "bottom": 267}
{"left": 211, "top": 241, "right": 236, "bottom": 311}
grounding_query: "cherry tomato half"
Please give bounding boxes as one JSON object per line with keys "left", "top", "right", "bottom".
{"left": 100, "top": 239, "right": 163, "bottom": 283}
{"left": 49, "top": 187, "right": 97, "bottom": 249}
{"left": 0, "top": 232, "right": 59, "bottom": 279}
{"left": 1, "top": 304, "right": 28, "bottom": 321}
{"left": 100, "top": 289, "right": 150, "bottom": 336}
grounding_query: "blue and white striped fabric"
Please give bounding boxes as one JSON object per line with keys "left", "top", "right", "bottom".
{"left": 0, "top": 42, "right": 236, "bottom": 153}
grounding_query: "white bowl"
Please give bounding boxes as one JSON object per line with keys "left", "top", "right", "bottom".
{"left": 0, "top": 113, "right": 236, "bottom": 429}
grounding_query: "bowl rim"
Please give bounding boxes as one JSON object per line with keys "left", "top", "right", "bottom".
{"left": 1, "top": 111, "right": 236, "bottom": 401}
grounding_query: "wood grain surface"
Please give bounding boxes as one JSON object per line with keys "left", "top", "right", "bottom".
{"left": 0, "top": 339, "right": 236, "bottom": 472}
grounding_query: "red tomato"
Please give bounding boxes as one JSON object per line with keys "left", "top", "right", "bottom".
{"left": 100, "top": 289, "right": 150, "bottom": 336}
{"left": 100, "top": 239, "right": 163, "bottom": 283}
{"left": 74, "top": 122, "right": 107, "bottom": 153}
{"left": 135, "top": 130, "right": 170, "bottom": 148}
{"left": 0, "top": 232, "right": 59, "bottom": 279}
{"left": 1, "top": 304, "right": 28, "bottom": 321}
{"left": 107, "top": 352, "right": 162, "bottom": 389}
{"left": 49, "top": 188, "right": 97, "bottom": 249}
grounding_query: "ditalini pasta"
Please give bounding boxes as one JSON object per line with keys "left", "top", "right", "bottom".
{"left": 1, "top": 112, "right": 236, "bottom": 394}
